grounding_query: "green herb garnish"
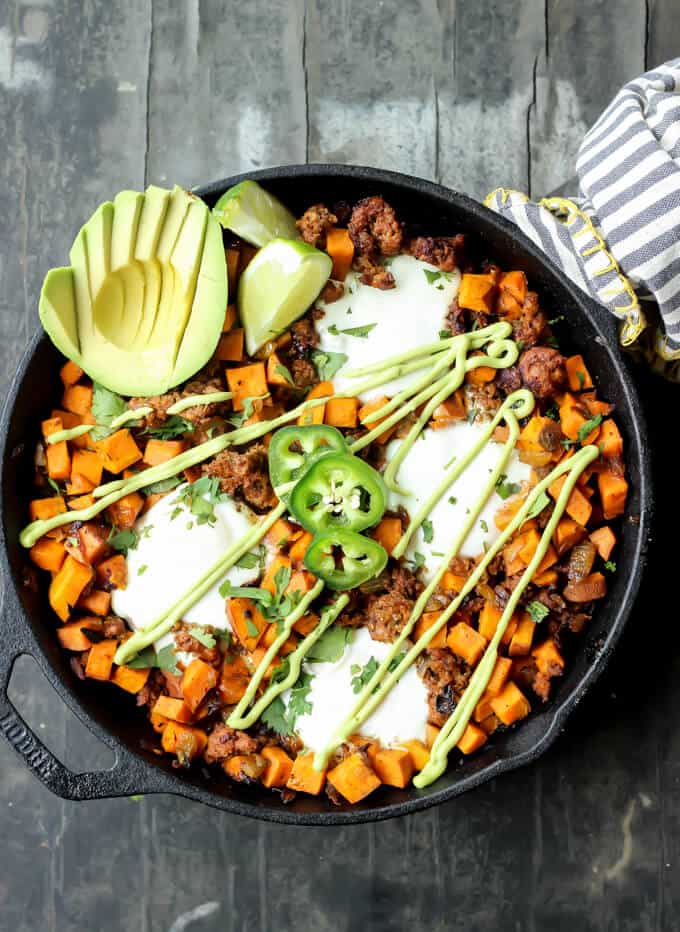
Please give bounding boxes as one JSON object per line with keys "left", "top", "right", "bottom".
{"left": 311, "top": 349, "right": 348, "bottom": 380}
{"left": 495, "top": 474, "right": 521, "bottom": 500}
{"left": 107, "top": 527, "right": 139, "bottom": 554}
{"left": 90, "top": 383, "right": 128, "bottom": 441}
{"left": 527, "top": 601, "right": 549, "bottom": 623}
{"left": 144, "top": 415, "right": 195, "bottom": 441}
{"left": 422, "top": 519, "right": 434, "bottom": 543}
{"left": 327, "top": 323, "right": 377, "bottom": 339}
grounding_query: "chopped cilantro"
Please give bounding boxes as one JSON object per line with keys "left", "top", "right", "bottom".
{"left": 577, "top": 414, "right": 603, "bottom": 444}
{"left": 156, "top": 645, "right": 180, "bottom": 673}
{"left": 422, "top": 519, "right": 434, "bottom": 543}
{"left": 448, "top": 496, "right": 458, "bottom": 505}
{"left": 548, "top": 315, "right": 565, "bottom": 325}
{"left": 137, "top": 564, "right": 148, "bottom": 576}
{"left": 311, "top": 349, "right": 348, "bottom": 380}
{"left": 439, "top": 329, "right": 452, "bottom": 339}
{"left": 480, "top": 519, "right": 489, "bottom": 533}
{"left": 467, "top": 406, "right": 478, "bottom": 425}
{"left": 274, "top": 363, "right": 294, "bottom": 386}
{"left": 495, "top": 474, "right": 521, "bottom": 500}
{"left": 604, "top": 560, "right": 617, "bottom": 572}
{"left": 47, "top": 477, "right": 62, "bottom": 495}
{"left": 527, "top": 601, "right": 549, "bottom": 623}
{"left": 90, "top": 383, "right": 128, "bottom": 441}
{"left": 107, "top": 527, "right": 139, "bottom": 554}
{"left": 188, "top": 626, "right": 216, "bottom": 648}
{"left": 171, "top": 476, "right": 229, "bottom": 527}
{"left": 245, "top": 617, "right": 260, "bottom": 638}
{"left": 351, "top": 657, "right": 380, "bottom": 693}
{"left": 261, "top": 696, "right": 290, "bottom": 735}
{"left": 144, "top": 416, "right": 195, "bottom": 440}
{"left": 234, "top": 548, "right": 265, "bottom": 571}
{"left": 327, "top": 322, "right": 377, "bottom": 339}
{"left": 525, "top": 491, "right": 550, "bottom": 521}
{"left": 286, "top": 672, "right": 314, "bottom": 728}
{"left": 126, "top": 646, "right": 157, "bottom": 669}
{"left": 227, "top": 394, "right": 269, "bottom": 428}
{"left": 306, "top": 625, "right": 353, "bottom": 663}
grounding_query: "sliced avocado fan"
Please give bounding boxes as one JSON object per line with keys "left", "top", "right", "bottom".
{"left": 39, "top": 185, "right": 227, "bottom": 397}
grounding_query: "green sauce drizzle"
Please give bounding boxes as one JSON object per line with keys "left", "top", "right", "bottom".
{"left": 165, "top": 392, "right": 233, "bottom": 415}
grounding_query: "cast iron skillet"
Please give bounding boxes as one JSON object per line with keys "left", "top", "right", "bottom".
{"left": 0, "top": 165, "right": 651, "bottom": 825}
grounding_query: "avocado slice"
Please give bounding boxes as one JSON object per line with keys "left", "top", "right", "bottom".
{"left": 39, "top": 185, "right": 228, "bottom": 397}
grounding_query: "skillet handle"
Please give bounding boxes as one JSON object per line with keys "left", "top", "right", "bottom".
{"left": 0, "top": 591, "right": 176, "bottom": 801}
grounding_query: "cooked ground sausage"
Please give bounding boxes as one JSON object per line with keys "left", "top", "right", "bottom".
{"left": 352, "top": 254, "right": 396, "bottom": 290}
{"left": 319, "top": 280, "right": 344, "bottom": 304}
{"left": 510, "top": 292, "right": 549, "bottom": 348}
{"left": 348, "top": 195, "right": 403, "bottom": 257}
{"left": 203, "top": 442, "right": 278, "bottom": 512}
{"left": 417, "top": 648, "right": 471, "bottom": 727}
{"left": 129, "top": 375, "right": 228, "bottom": 428}
{"left": 519, "top": 347, "right": 567, "bottom": 399}
{"left": 296, "top": 203, "right": 337, "bottom": 248}
{"left": 408, "top": 234, "right": 465, "bottom": 272}
{"left": 496, "top": 364, "right": 522, "bottom": 395}
{"left": 174, "top": 623, "right": 222, "bottom": 665}
{"left": 204, "top": 723, "right": 260, "bottom": 764}
{"left": 289, "top": 317, "right": 319, "bottom": 360}
{"left": 290, "top": 358, "right": 319, "bottom": 389}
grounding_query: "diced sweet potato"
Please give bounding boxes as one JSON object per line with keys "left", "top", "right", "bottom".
{"left": 29, "top": 538, "right": 66, "bottom": 573}
{"left": 152, "top": 695, "right": 194, "bottom": 723}
{"left": 112, "top": 666, "right": 151, "bottom": 694}
{"left": 447, "top": 622, "right": 487, "bottom": 666}
{"left": 287, "top": 752, "right": 327, "bottom": 796}
{"left": 372, "top": 747, "right": 414, "bottom": 788}
{"left": 457, "top": 722, "right": 488, "bottom": 755}
{"left": 490, "top": 682, "right": 531, "bottom": 725}
{"left": 261, "top": 746, "right": 294, "bottom": 788}
{"left": 57, "top": 617, "right": 103, "bottom": 651}
{"left": 49, "top": 555, "right": 94, "bottom": 621}
{"left": 181, "top": 658, "right": 218, "bottom": 713}
{"left": 85, "top": 639, "right": 117, "bottom": 681}
{"left": 327, "top": 751, "right": 381, "bottom": 803}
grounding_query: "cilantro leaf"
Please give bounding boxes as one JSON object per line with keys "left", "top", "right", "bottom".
{"left": 107, "top": 527, "right": 139, "bottom": 554}
{"left": 171, "top": 476, "right": 228, "bottom": 527}
{"left": 306, "top": 625, "right": 353, "bottom": 663}
{"left": 156, "top": 645, "right": 180, "bottom": 673}
{"left": 577, "top": 414, "right": 603, "bottom": 444}
{"left": 525, "top": 491, "right": 550, "bottom": 521}
{"left": 604, "top": 560, "right": 617, "bottom": 572}
{"left": 495, "top": 474, "right": 521, "bottom": 500}
{"left": 187, "top": 626, "right": 216, "bottom": 648}
{"left": 527, "top": 601, "right": 549, "bottom": 623}
{"left": 327, "top": 323, "right": 377, "bottom": 339}
{"left": 234, "top": 548, "right": 266, "bottom": 571}
{"left": 351, "top": 657, "right": 379, "bottom": 693}
{"left": 261, "top": 696, "right": 290, "bottom": 735}
{"left": 90, "top": 383, "right": 128, "bottom": 441}
{"left": 219, "top": 580, "right": 273, "bottom": 604}
{"left": 422, "top": 519, "right": 434, "bottom": 544}
{"left": 311, "top": 349, "right": 348, "bottom": 380}
{"left": 274, "top": 363, "right": 294, "bottom": 386}
{"left": 287, "top": 672, "right": 314, "bottom": 726}
{"left": 144, "top": 416, "right": 195, "bottom": 441}
{"left": 47, "top": 477, "right": 63, "bottom": 495}
{"left": 467, "top": 406, "right": 478, "bottom": 425}
{"left": 125, "top": 646, "right": 157, "bottom": 669}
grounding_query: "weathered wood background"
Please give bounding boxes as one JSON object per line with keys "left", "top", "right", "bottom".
{"left": 0, "top": 2, "right": 677, "bottom": 930}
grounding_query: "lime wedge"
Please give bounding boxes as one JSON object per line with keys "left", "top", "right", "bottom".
{"left": 238, "top": 238, "right": 332, "bottom": 355}
{"left": 212, "top": 180, "right": 299, "bottom": 247}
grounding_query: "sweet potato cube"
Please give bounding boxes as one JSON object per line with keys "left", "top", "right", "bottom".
{"left": 29, "top": 538, "right": 66, "bottom": 573}
{"left": 49, "top": 555, "right": 94, "bottom": 621}
{"left": 143, "top": 439, "right": 186, "bottom": 466}
{"left": 508, "top": 612, "right": 536, "bottom": 657}
{"left": 485, "top": 656, "right": 513, "bottom": 696}
{"left": 458, "top": 273, "right": 496, "bottom": 312}
{"left": 95, "top": 429, "right": 142, "bottom": 474}
{"left": 553, "top": 517, "right": 586, "bottom": 555}
{"left": 600, "top": 419, "right": 623, "bottom": 458}
{"left": 457, "top": 722, "right": 488, "bottom": 755}
{"left": 261, "top": 746, "right": 294, "bottom": 788}
{"left": 85, "top": 639, "right": 117, "bottom": 681}
{"left": 414, "top": 611, "right": 447, "bottom": 649}
{"left": 57, "top": 617, "right": 103, "bottom": 651}
{"left": 548, "top": 476, "right": 592, "bottom": 526}
{"left": 287, "top": 752, "right": 327, "bottom": 796}
{"left": 447, "top": 622, "right": 487, "bottom": 666}
{"left": 161, "top": 723, "right": 207, "bottom": 760}
{"left": 181, "top": 658, "right": 218, "bottom": 713}
{"left": 107, "top": 492, "right": 144, "bottom": 529}
{"left": 30, "top": 496, "right": 67, "bottom": 521}
{"left": 324, "top": 397, "right": 359, "bottom": 428}
{"left": 358, "top": 395, "right": 397, "bottom": 444}
{"left": 402, "top": 739, "right": 430, "bottom": 771}
{"left": 77, "top": 523, "right": 109, "bottom": 565}
{"left": 326, "top": 227, "right": 354, "bottom": 281}
{"left": 227, "top": 598, "right": 268, "bottom": 651}
{"left": 289, "top": 532, "right": 313, "bottom": 564}
{"left": 71, "top": 449, "right": 103, "bottom": 487}
{"left": 327, "top": 751, "right": 381, "bottom": 803}
{"left": 598, "top": 472, "right": 628, "bottom": 519}
{"left": 216, "top": 328, "right": 245, "bottom": 362}
{"left": 46, "top": 440, "right": 71, "bottom": 481}
{"left": 226, "top": 362, "right": 268, "bottom": 411}
{"left": 372, "top": 747, "right": 415, "bottom": 788}
{"left": 60, "top": 360, "right": 84, "bottom": 387}
{"left": 490, "top": 682, "right": 531, "bottom": 725}
{"left": 298, "top": 381, "right": 333, "bottom": 426}
{"left": 112, "top": 665, "right": 151, "bottom": 693}
{"left": 532, "top": 638, "right": 565, "bottom": 676}
{"left": 62, "top": 384, "right": 93, "bottom": 416}
{"left": 219, "top": 655, "right": 251, "bottom": 704}
{"left": 152, "top": 695, "right": 194, "bottom": 724}
{"left": 589, "top": 526, "right": 616, "bottom": 561}
{"left": 372, "top": 517, "right": 402, "bottom": 555}
{"left": 95, "top": 554, "right": 127, "bottom": 591}
{"left": 565, "top": 355, "right": 593, "bottom": 391}
{"left": 77, "top": 588, "right": 111, "bottom": 616}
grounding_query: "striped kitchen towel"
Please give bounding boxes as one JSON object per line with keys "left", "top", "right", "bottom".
{"left": 486, "top": 58, "right": 680, "bottom": 380}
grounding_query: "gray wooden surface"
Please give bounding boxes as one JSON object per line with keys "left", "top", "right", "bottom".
{"left": 0, "top": 2, "right": 677, "bottom": 930}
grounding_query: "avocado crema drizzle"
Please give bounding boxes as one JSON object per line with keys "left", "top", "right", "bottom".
{"left": 20, "top": 321, "right": 598, "bottom": 788}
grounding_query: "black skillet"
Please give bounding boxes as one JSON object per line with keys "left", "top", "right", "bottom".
{"left": 0, "top": 165, "right": 652, "bottom": 824}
